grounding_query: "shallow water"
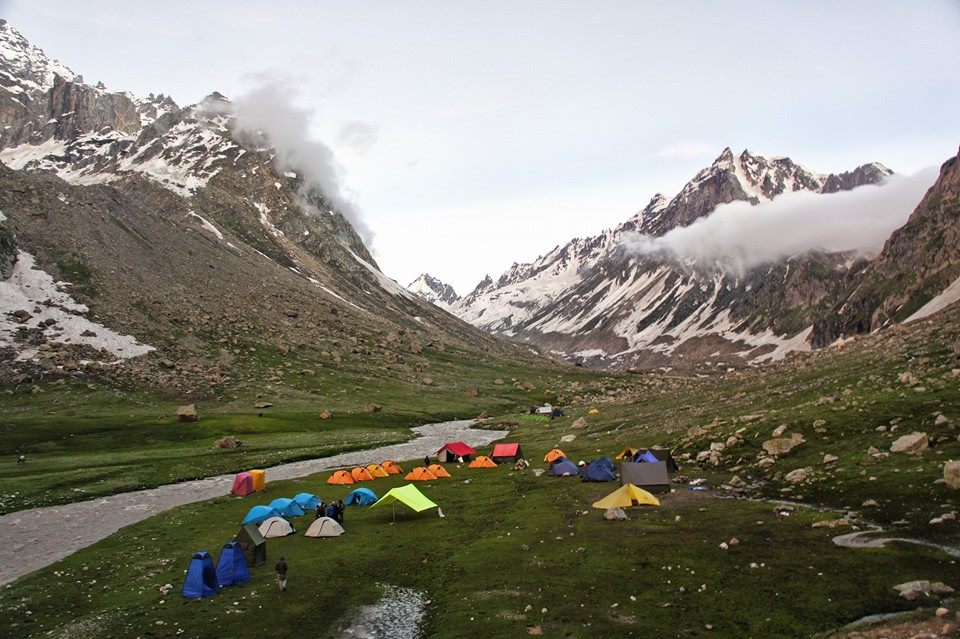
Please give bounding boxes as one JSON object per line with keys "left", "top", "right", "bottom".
{"left": 0, "top": 419, "right": 507, "bottom": 585}
{"left": 337, "top": 584, "right": 427, "bottom": 639}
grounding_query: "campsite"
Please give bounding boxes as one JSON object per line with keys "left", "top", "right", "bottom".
{"left": 3, "top": 309, "right": 960, "bottom": 637}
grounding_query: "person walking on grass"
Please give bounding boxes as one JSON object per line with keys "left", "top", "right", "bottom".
{"left": 424, "top": 455, "right": 430, "bottom": 467}
{"left": 275, "top": 556, "right": 288, "bottom": 592}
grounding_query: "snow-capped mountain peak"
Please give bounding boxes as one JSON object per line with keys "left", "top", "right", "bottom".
{"left": 0, "top": 19, "right": 78, "bottom": 98}
{"left": 407, "top": 273, "right": 460, "bottom": 308}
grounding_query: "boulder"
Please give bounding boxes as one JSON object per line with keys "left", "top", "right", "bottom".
{"left": 687, "top": 426, "right": 708, "bottom": 437}
{"left": 477, "top": 411, "right": 490, "bottom": 420}
{"left": 762, "top": 433, "right": 805, "bottom": 456}
{"left": 363, "top": 403, "right": 383, "bottom": 413}
{"left": 253, "top": 402, "right": 273, "bottom": 409}
{"left": 493, "top": 378, "right": 504, "bottom": 385}
{"left": 784, "top": 467, "right": 812, "bottom": 483}
{"left": 214, "top": 436, "right": 240, "bottom": 449}
{"left": 604, "top": 508, "right": 628, "bottom": 521}
{"left": 560, "top": 434, "right": 576, "bottom": 443}
{"left": 771, "top": 424, "right": 787, "bottom": 437}
{"left": 935, "top": 414, "right": 950, "bottom": 427}
{"left": 823, "top": 453, "right": 839, "bottom": 464}
{"left": 890, "top": 431, "right": 928, "bottom": 454}
{"left": 465, "top": 387, "right": 480, "bottom": 397}
{"left": 739, "top": 414, "right": 762, "bottom": 424}
{"left": 514, "top": 380, "right": 535, "bottom": 391}
{"left": 811, "top": 519, "right": 849, "bottom": 528}
{"left": 177, "top": 404, "right": 198, "bottom": 423}
{"left": 894, "top": 580, "right": 955, "bottom": 600}
{"left": 300, "top": 369, "right": 316, "bottom": 376}
{"left": 571, "top": 417, "right": 587, "bottom": 430}
{"left": 319, "top": 410, "right": 333, "bottom": 420}
{"left": 944, "top": 460, "right": 960, "bottom": 490}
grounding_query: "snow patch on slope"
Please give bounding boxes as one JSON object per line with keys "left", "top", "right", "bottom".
{"left": 905, "top": 274, "right": 960, "bottom": 322}
{"left": 0, "top": 250, "right": 154, "bottom": 360}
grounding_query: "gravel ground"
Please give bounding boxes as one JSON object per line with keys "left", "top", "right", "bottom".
{"left": 0, "top": 419, "right": 506, "bottom": 585}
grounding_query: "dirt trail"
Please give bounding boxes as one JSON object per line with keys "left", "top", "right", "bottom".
{"left": 0, "top": 419, "right": 506, "bottom": 585}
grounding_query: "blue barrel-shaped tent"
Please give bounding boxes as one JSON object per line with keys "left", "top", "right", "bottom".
{"left": 182, "top": 551, "right": 219, "bottom": 599}
{"left": 293, "top": 492, "right": 321, "bottom": 510}
{"left": 269, "top": 498, "right": 305, "bottom": 517}
{"left": 344, "top": 487, "right": 378, "bottom": 506}
{"left": 241, "top": 505, "right": 280, "bottom": 525}
{"left": 216, "top": 541, "right": 251, "bottom": 587}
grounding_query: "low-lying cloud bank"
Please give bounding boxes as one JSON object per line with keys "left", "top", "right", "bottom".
{"left": 229, "top": 77, "right": 374, "bottom": 245}
{"left": 621, "top": 167, "right": 938, "bottom": 272}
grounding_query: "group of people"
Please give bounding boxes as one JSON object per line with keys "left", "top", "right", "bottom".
{"left": 315, "top": 499, "right": 344, "bottom": 524}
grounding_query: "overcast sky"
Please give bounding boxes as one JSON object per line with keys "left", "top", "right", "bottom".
{"left": 3, "top": 1, "right": 959, "bottom": 293}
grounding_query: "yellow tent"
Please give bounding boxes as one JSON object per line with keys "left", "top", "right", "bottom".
{"left": 614, "top": 447, "right": 639, "bottom": 460}
{"left": 249, "top": 469, "right": 266, "bottom": 492}
{"left": 588, "top": 408, "right": 599, "bottom": 414}
{"left": 366, "top": 464, "right": 390, "bottom": 478}
{"left": 592, "top": 483, "right": 660, "bottom": 509}
{"left": 372, "top": 484, "right": 438, "bottom": 513}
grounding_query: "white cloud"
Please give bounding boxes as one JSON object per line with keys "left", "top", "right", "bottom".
{"left": 656, "top": 140, "right": 717, "bottom": 159}
{"left": 621, "top": 167, "right": 938, "bottom": 273}
{"left": 229, "top": 76, "right": 374, "bottom": 245}
{"left": 336, "top": 120, "right": 379, "bottom": 154}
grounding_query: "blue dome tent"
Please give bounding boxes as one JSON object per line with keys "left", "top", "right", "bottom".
{"left": 181, "top": 551, "right": 219, "bottom": 599}
{"left": 582, "top": 457, "right": 617, "bottom": 482}
{"left": 636, "top": 450, "right": 660, "bottom": 464}
{"left": 548, "top": 456, "right": 580, "bottom": 476}
{"left": 344, "top": 487, "right": 379, "bottom": 506}
{"left": 269, "top": 497, "right": 306, "bottom": 517}
{"left": 241, "top": 505, "right": 280, "bottom": 525}
{"left": 293, "top": 492, "right": 320, "bottom": 510}
{"left": 216, "top": 542, "right": 251, "bottom": 587}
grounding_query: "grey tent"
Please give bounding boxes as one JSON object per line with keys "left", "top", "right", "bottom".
{"left": 620, "top": 461, "right": 671, "bottom": 494}
{"left": 234, "top": 523, "right": 267, "bottom": 567}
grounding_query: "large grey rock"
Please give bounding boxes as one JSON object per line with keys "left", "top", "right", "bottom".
{"left": 603, "top": 508, "right": 628, "bottom": 521}
{"left": 762, "top": 433, "right": 805, "bottom": 456}
{"left": 177, "top": 404, "right": 198, "bottom": 422}
{"left": 944, "top": 460, "right": 960, "bottom": 490}
{"left": 890, "top": 431, "right": 928, "bottom": 454}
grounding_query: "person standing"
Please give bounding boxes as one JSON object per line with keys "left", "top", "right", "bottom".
{"left": 315, "top": 502, "right": 325, "bottom": 519}
{"left": 423, "top": 455, "right": 430, "bottom": 467}
{"left": 275, "top": 556, "right": 288, "bottom": 592}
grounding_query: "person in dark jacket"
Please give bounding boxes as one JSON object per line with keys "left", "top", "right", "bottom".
{"left": 326, "top": 502, "right": 337, "bottom": 519}
{"left": 275, "top": 556, "right": 288, "bottom": 591}
{"left": 334, "top": 500, "right": 345, "bottom": 524}
{"left": 315, "top": 502, "right": 325, "bottom": 519}
{"left": 423, "top": 455, "right": 430, "bottom": 467}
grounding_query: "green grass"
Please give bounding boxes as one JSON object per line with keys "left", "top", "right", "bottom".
{"left": 2, "top": 305, "right": 959, "bottom": 637}
{"left": 1, "top": 460, "right": 954, "bottom": 639}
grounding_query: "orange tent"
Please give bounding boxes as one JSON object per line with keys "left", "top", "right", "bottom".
{"left": 381, "top": 460, "right": 403, "bottom": 474}
{"left": 544, "top": 449, "right": 566, "bottom": 463}
{"left": 366, "top": 464, "right": 390, "bottom": 478}
{"left": 427, "top": 464, "right": 451, "bottom": 478}
{"left": 405, "top": 466, "right": 438, "bottom": 481}
{"left": 468, "top": 455, "right": 497, "bottom": 469}
{"left": 351, "top": 467, "right": 375, "bottom": 482}
{"left": 327, "top": 470, "right": 355, "bottom": 485}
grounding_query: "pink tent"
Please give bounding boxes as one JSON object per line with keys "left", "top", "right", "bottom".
{"left": 231, "top": 472, "right": 254, "bottom": 497}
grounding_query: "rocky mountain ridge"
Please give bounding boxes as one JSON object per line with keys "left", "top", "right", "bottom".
{"left": 0, "top": 20, "right": 526, "bottom": 393}
{"left": 407, "top": 273, "right": 460, "bottom": 308}
{"left": 452, "top": 148, "right": 908, "bottom": 370}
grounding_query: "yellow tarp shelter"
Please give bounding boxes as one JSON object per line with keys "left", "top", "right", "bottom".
{"left": 249, "top": 469, "right": 266, "bottom": 492}
{"left": 366, "top": 464, "right": 390, "bottom": 478}
{"left": 614, "top": 447, "right": 639, "bottom": 460}
{"left": 371, "top": 484, "right": 438, "bottom": 513}
{"left": 589, "top": 408, "right": 599, "bottom": 414}
{"left": 591, "top": 483, "right": 660, "bottom": 509}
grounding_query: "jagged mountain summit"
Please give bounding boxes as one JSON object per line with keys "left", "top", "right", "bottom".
{"left": 0, "top": 20, "right": 519, "bottom": 391}
{"left": 453, "top": 148, "right": 897, "bottom": 370}
{"left": 407, "top": 273, "right": 460, "bottom": 308}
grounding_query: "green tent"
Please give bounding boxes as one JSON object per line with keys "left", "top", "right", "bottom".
{"left": 371, "top": 484, "right": 438, "bottom": 513}
{"left": 234, "top": 523, "right": 267, "bottom": 567}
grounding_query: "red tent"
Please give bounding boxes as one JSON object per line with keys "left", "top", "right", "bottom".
{"left": 436, "top": 441, "right": 475, "bottom": 462}
{"left": 231, "top": 472, "right": 254, "bottom": 497}
{"left": 491, "top": 442, "right": 524, "bottom": 463}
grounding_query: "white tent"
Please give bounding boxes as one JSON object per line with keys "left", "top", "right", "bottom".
{"left": 258, "top": 516, "right": 295, "bottom": 538}
{"left": 304, "top": 517, "right": 345, "bottom": 538}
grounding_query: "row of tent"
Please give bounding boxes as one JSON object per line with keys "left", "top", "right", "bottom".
{"left": 241, "top": 489, "right": 378, "bottom": 526}
{"left": 544, "top": 448, "right": 679, "bottom": 494}
{"left": 327, "top": 460, "right": 404, "bottom": 485}
{"left": 435, "top": 441, "right": 525, "bottom": 464}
